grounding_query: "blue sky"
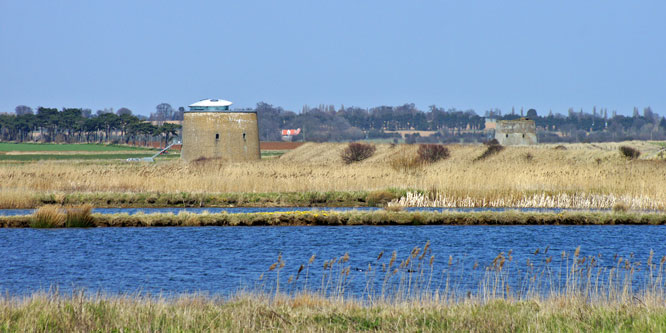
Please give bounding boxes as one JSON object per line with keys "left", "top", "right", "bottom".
{"left": 1, "top": 1, "right": 665, "bottom": 116}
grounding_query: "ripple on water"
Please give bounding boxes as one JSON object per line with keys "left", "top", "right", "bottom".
{"left": 1, "top": 225, "right": 665, "bottom": 296}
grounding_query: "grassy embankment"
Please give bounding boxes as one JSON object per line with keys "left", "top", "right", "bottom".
{"left": 3, "top": 241, "right": 666, "bottom": 331}
{"left": 0, "top": 141, "right": 665, "bottom": 209}
{"left": 3, "top": 207, "right": 666, "bottom": 227}
{"left": 2, "top": 294, "right": 664, "bottom": 331}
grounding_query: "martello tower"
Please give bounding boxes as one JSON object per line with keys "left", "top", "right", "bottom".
{"left": 181, "top": 99, "right": 260, "bottom": 162}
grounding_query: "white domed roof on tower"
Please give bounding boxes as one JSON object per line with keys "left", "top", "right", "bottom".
{"left": 189, "top": 99, "right": 233, "bottom": 108}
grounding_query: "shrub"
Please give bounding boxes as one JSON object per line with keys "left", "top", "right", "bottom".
{"left": 389, "top": 152, "right": 423, "bottom": 173}
{"left": 554, "top": 145, "right": 567, "bottom": 150}
{"left": 65, "top": 205, "right": 95, "bottom": 228}
{"left": 484, "top": 139, "right": 500, "bottom": 146}
{"left": 612, "top": 202, "right": 629, "bottom": 213}
{"left": 384, "top": 205, "right": 403, "bottom": 212}
{"left": 474, "top": 143, "right": 504, "bottom": 161}
{"left": 341, "top": 142, "right": 376, "bottom": 164}
{"left": 417, "top": 144, "right": 450, "bottom": 163}
{"left": 366, "top": 190, "right": 397, "bottom": 207}
{"left": 619, "top": 146, "right": 641, "bottom": 160}
{"left": 31, "top": 205, "right": 66, "bottom": 228}
{"left": 524, "top": 152, "right": 534, "bottom": 161}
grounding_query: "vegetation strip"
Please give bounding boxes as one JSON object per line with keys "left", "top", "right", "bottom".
{"left": 3, "top": 209, "right": 666, "bottom": 228}
{"left": 2, "top": 143, "right": 666, "bottom": 211}
{"left": 2, "top": 293, "right": 665, "bottom": 331}
{"left": 0, "top": 142, "right": 152, "bottom": 152}
{"left": 0, "top": 190, "right": 401, "bottom": 209}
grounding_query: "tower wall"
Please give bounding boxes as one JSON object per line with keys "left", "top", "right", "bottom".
{"left": 495, "top": 119, "right": 537, "bottom": 145}
{"left": 181, "top": 111, "right": 260, "bottom": 162}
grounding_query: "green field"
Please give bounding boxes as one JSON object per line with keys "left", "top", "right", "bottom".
{"left": 0, "top": 142, "right": 152, "bottom": 152}
{"left": 260, "top": 150, "right": 287, "bottom": 158}
{"left": 0, "top": 153, "right": 179, "bottom": 161}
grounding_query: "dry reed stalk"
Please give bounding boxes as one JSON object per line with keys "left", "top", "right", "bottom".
{"left": 388, "top": 191, "right": 666, "bottom": 210}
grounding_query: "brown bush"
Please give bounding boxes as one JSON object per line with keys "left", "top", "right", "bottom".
{"left": 366, "top": 190, "right": 397, "bottom": 207}
{"left": 65, "top": 205, "right": 95, "bottom": 228}
{"left": 619, "top": 146, "right": 641, "bottom": 160}
{"left": 389, "top": 152, "right": 423, "bottom": 173}
{"left": 341, "top": 142, "right": 376, "bottom": 164}
{"left": 417, "top": 144, "right": 450, "bottom": 163}
{"left": 475, "top": 143, "right": 504, "bottom": 161}
{"left": 31, "top": 205, "right": 66, "bottom": 228}
{"left": 484, "top": 138, "right": 500, "bottom": 146}
{"left": 612, "top": 202, "right": 629, "bottom": 213}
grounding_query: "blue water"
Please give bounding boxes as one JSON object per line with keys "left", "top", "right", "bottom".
{"left": 1, "top": 225, "right": 665, "bottom": 297}
{"left": 0, "top": 206, "right": 590, "bottom": 216}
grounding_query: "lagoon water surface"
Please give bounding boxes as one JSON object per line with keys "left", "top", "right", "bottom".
{"left": 1, "top": 225, "right": 665, "bottom": 297}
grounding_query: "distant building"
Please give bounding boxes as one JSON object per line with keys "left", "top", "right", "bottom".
{"left": 281, "top": 128, "right": 301, "bottom": 142}
{"left": 181, "top": 99, "right": 260, "bottom": 162}
{"left": 484, "top": 118, "right": 497, "bottom": 130}
{"left": 495, "top": 118, "right": 537, "bottom": 145}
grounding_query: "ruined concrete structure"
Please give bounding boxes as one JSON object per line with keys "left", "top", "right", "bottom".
{"left": 495, "top": 118, "right": 537, "bottom": 145}
{"left": 181, "top": 99, "right": 260, "bottom": 162}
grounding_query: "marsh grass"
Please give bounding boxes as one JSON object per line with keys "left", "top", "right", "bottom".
{"left": 3, "top": 291, "right": 666, "bottom": 332}
{"left": 389, "top": 146, "right": 424, "bottom": 173}
{"left": 30, "top": 205, "right": 65, "bottom": 228}
{"left": 64, "top": 205, "right": 95, "bottom": 228}
{"left": 366, "top": 190, "right": 397, "bottom": 207}
{"left": 390, "top": 191, "right": 666, "bottom": 211}
{"left": 2, "top": 142, "right": 666, "bottom": 210}
{"left": 5, "top": 209, "right": 665, "bottom": 228}
{"left": 256, "top": 243, "right": 666, "bottom": 310}
{"left": 612, "top": 201, "right": 630, "bottom": 213}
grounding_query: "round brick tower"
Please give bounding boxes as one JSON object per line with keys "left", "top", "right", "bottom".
{"left": 181, "top": 99, "right": 260, "bottom": 162}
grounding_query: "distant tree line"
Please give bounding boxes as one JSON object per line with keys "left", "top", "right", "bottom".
{"left": 3, "top": 102, "right": 665, "bottom": 145}
{"left": 256, "top": 103, "right": 485, "bottom": 142}
{"left": 0, "top": 105, "right": 180, "bottom": 147}
{"left": 256, "top": 103, "right": 666, "bottom": 143}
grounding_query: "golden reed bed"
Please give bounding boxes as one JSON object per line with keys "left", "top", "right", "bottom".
{"left": 1, "top": 141, "right": 665, "bottom": 210}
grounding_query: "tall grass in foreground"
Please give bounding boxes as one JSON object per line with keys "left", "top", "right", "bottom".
{"left": 255, "top": 243, "right": 666, "bottom": 308}
{"left": 3, "top": 291, "right": 666, "bottom": 331}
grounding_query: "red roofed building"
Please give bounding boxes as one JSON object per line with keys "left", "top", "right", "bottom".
{"left": 281, "top": 128, "right": 301, "bottom": 141}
